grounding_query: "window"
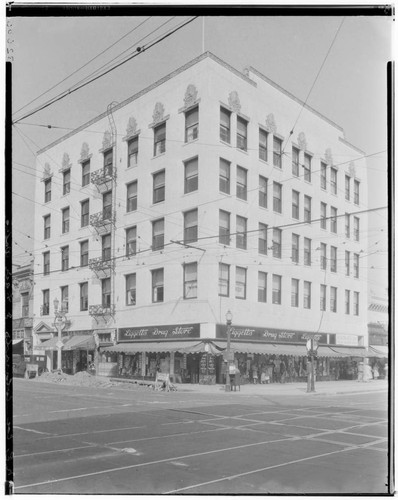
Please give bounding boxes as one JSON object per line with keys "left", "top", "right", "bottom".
{"left": 184, "top": 209, "right": 198, "bottom": 244}
{"left": 43, "top": 251, "right": 50, "bottom": 275}
{"left": 62, "top": 207, "right": 70, "bottom": 234}
{"left": 354, "top": 180, "right": 360, "bottom": 205}
{"left": 152, "top": 219, "right": 164, "bottom": 251}
{"left": 126, "top": 274, "right": 136, "bottom": 305}
{"left": 272, "top": 274, "right": 282, "bottom": 304}
{"left": 258, "top": 272, "right": 267, "bottom": 302}
{"left": 320, "top": 202, "right": 327, "bottom": 229}
{"left": 21, "top": 292, "right": 29, "bottom": 317}
{"left": 61, "top": 286, "right": 69, "bottom": 313}
{"left": 236, "top": 216, "right": 247, "bottom": 250}
{"left": 321, "top": 162, "right": 327, "bottom": 190}
{"left": 219, "top": 158, "right": 230, "bottom": 194}
{"left": 320, "top": 285, "right": 326, "bottom": 311}
{"left": 126, "top": 226, "right": 137, "bottom": 257}
{"left": 219, "top": 263, "right": 230, "bottom": 297}
{"left": 235, "top": 266, "right": 247, "bottom": 299}
{"left": 184, "top": 262, "right": 198, "bottom": 299}
{"left": 103, "top": 149, "right": 113, "bottom": 176}
{"left": 220, "top": 107, "right": 231, "bottom": 143}
{"left": 61, "top": 246, "right": 69, "bottom": 271}
{"left": 42, "top": 289, "right": 49, "bottom": 316}
{"left": 236, "top": 166, "right": 247, "bottom": 200}
{"left": 185, "top": 106, "right": 199, "bottom": 142}
{"left": 127, "top": 182, "right": 138, "bottom": 212}
{"left": 353, "top": 291, "right": 359, "bottom": 316}
{"left": 304, "top": 195, "right": 311, "bottom": 223}
{"left": 354, "top": 217, "right": 360, "bottom": 241}
{"left": 258, "top": 223, "right": 268, "bottom": 255}
{"left": 330, "top": 286, "right": 337, "bottom": 312}
{"left": 103, "top": 191, "right": 112, "bottom": 219}
{"left": 345, "top": 251, "right": 350, "bottom": 276}
{"left": 345, "top": 175, "right": 351, "bottom": 201}
{"left": 102, "top": 234, "right": 111, "bottom": 261}
{"left": 330, "top": 167, "right": 337, "bottom": 194}
{"left": 292, "top": 190, "right": 299, "bottom": 219}
{"left": 303, "top": 153, "right": 311, "bottom": 182}
{"left": 152, "top": 268, "right": 164, "bottom": 303}
{"left": 237, "top": 116, "right": 248, "bottom": 151}
{"left": 292, "top": 147, "right": 300, "bottom": 177}
{"left": 320, "top": 243, "right": 327, "bottom": 270}
{"left": 81, "top": 199, "right": 89, "bottom": 227}
{"left": 102, "top": 278, "right": 111, "bottom": 308}
{"left": 184, "top": 157, "right": 198, "bottom": 193}
{"left": 80, "top": 240, "right": 88, "bottom": 267}
{"left": 82, "top": 160, "right": 90, "bottom": 186}
{"left": 219, "top": 210, "right": 230, "bottom": 245}
{"left": 273, "top": 182, "right": 282, "bottom": 213}
{"left": 354, "top": 253, "right": 359, "bottom": 278}
{"left": 345, "top": 290, "right": 350, "bottom": 315}
{"left": 259, "top": 176, "right": 268, "bottom": 208}
{"left": 330, "top": 246, "right": 337, "bottom": 273}
{"left": 292, "top": 234, "right": 299, "bottom": 263}
{"left": 291, "top": 279, "right": 299, "bottom": 307}
{"left": 80, "top": 282, "right": 88, "bottom": 311}
{"left": 63, "top": 169, "right": 70, "bottom": 195}
{"left": 44, "top": 178, "right": 51, "bottom": 202}
{"left": 304, "top": 281, "right": 311, "bottom": 309}
{"left": 259, "top": 129, "right": 268, "bottom": 161}
{"left": 273, "top": 137, "right": 282, "bottom": 168}
{"left": 304, "top": 237, "right": 311, "bottom": 266}
{"left": 154, "top": 123, "right": 166, "bottom": 156}
{"left": 153, "top": 170, "right": 165, "bottom": 204}
{"left": 127, "top": 137, "right": 139, "bottom": 168}
{"left": 330, "top": 206, "right": 337, "bottom": 233}
{"left": 345, "top": 213, "right": 350, "bottom": 238}
{"left": 273, "top": 228, "right": 282, "bottom": 258}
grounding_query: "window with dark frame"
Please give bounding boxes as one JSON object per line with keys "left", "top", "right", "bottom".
{"left": 321, "top": 162, "right": 327, "bottom": 190}
{"left": 102, "top": 278, "right": 111, "bottom": 308}
{"left": 292, "top": 147, "right": 300, "bottom": 177}
{"left": 152, "top": 219, "right": 164, "bottom": 251}
{"left": 219, "top": 158, "right": 230, "bottom": 194}
{"left": 81, "top": 199, "right": 89, "bottom": 227}
{"left": 218, "top": 263, "right": 230, "bottom": 297}
{"left": 42, "top": 289, "right": 50, "bottom": 315}
{"left": 103, "top": 149, "right": 113, "bottom": 176}
{"left": 331, "top": 286, "right": 337, "bottom": 312}
{"left": 63, "top": 169, "right": 70, "bottom": 195}
{"left": 61, "top": 285, "right": 69, "bottom": 313}
{"left": 304, "top": 195, "right": 311, "bottom": 223}
{"left": 153, "top": 171, "right": 165, "bottom": 204}
{"left": 235, "top": 266, "right": 247, "bottom": 299}
{"left": 345, "top": 251, "right": 350, "bottom": 276}
{"left": 331, "top": 206, "right": 337, "bottom": 233}
{"left": 354, "top": 216, "right": 360, "bottom": 241}
{"left": 292, "top": 234, "right": 299, "bottom": 263}
{"left": 183, "top": 262, "right": 198, "bottom": 299}
{"left": 345, "top": 175, "right": 351, "bottom": 201}
{"left": 258, "top": 271, "right": 267, "bottom": 303}
{"left": 330, "top": 167, "right": 337, "bottom": 194}
{"left": 220, "top": 107, "right": 231, "bottom": 143}
{"left": 354, "top": 180, "right": 360, "bottom": 205}
{"left": 345, "top": 213, "right": 350, "bottom": 238}
{"left": 291, "top": 278, "right": 299, "bottom": 307}
{"left": 21, "top": 292, "right": 29, "bottom": 317}
{"left": 304, "top": 281, "right": 311, "bottom": 309}
{"left": 127, "top": 137, "right": 139, "bottom": 168}
{"left": 126, "top": 273, "right": 136, "bottom": 306}
{"left": 82, "top": 160, "right": 90, "bottom": 186}
{"left": 259, "top": 175, "right": 268, "bottom": 208}
{"left": 273, "top": 228, "right": 282, "bottom": 258}
{"left": 320, "top": 284, "right": 327, "bottom": 311}
{"left": 331, "top": 246, "right": 337, "bottom": 273}
{"left": 236, "top": 215, "right": 247, "bottom": 250}
{"left": 345, "top": 289, "right": 350, "bottom": 315}
{"left": 354, "top": 253, "right": 359, "bottom": 278}
{"left": 219, "top": 210, "right": 231, "bottom": 246}
{"left": 273, "top": 137, "right": 282, "bottom": 168}
{"left": 320, "top": 202, "right": 327, "bottom": 229}
{"left": 61, "top": 246, "right": 69, "bottom": 271}
{"left": 273, "top": 182, "right": 282, "bottom": 213}
{"left": 304, "top": 237, "right": 311, "bottom": 266}
{"left": 237, "top": 116, "right": 248, "bottom": 151}
{"left": 258, "top": 223, "right": 267, "bottom": 255}
{"left": 43, "top": 251, "right": 50, "bottom": 275}
{"left": 292, "top": 190, "right": 299, "bottom": 219}
{"left": 303, "top": 153, "right": 312, "bottom": 182}
{"left": 126, "top": 226, "right": 137, "bottom": 257}
{"left": 272, "top": 274, "right": 282, "bottom": 304}
{"left": 184, "top": 209, "right": 198, "bottom": 244}
{"left": 80, "top": 282, "right": 88, "bottom": 311}
{"left": 184, "top": 157, "right": 198, "bottom": 194}
{"left": 185, "top": 106, "right": 199, "bottom": 143}
{"left": 354, "top": 291, "right": 359, "bottom": 316}
{"left": 154, "top": 123, "right": 166, "bottom": 156}
{"left": 321, "top": 243, "right": 327, "bottom": 270}
{"left": 103, "top": 191, "right": 112, "bottom": 219}
{"left": 80, "top": 240, "right": 88, "bottom": 267}
{"left": 152, "top": 268, "right": 164, "bottom": 303}
{"left": 259, "top": 129, "right": 268, "bottom": 161}
{"left": 236, "top": 166, "right": 248, "bottom": 201}
{"left": 62, "top": 207, "right": 70, "bottom": 234}
{"left": 102, "top": 234, "right": 111, "bottom": 261}
{"left": 44, "top": 178, "right": 51, "bottom": 202}
{"left": 127, "top": 182, "right": 137, "bottom": 212}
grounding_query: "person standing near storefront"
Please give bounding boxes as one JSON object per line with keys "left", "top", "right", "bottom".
{"left": 273, "top": 356, "right": 281, "bottom": 383}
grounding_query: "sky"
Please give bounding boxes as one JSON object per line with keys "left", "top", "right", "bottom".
{"left": 8, "top": 9, "right": 392, "bottom": 296}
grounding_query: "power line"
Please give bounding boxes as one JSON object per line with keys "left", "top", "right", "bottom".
{"left": 12, "top": 16, "right": 198, "bottom": 124}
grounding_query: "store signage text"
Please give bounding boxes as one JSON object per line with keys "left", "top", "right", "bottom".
{"left": 118, "top": 324, "right": 200, "bottom": 341}
{"left": 217, "top": 325, "right": 328, "bottom": 344}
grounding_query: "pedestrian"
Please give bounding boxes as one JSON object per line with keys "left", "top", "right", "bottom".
{"left": 252, "top": 365, "right": 258, "bottom": 384}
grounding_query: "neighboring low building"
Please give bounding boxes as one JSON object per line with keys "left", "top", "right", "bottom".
{"left": 12, "top": 263, "right": 34, "bottom": 355}
{"left": 368, "top": 288, "right": 388, "bottom": 360}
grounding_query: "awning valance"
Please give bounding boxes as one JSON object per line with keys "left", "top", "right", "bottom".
{"left": 328, "top": 347, "right": 369, "bottom": 358}
{"left": 100, "top": 340, "right": 205, "bottom": 354}
{"left": 36, "top": 337, "right": 63, "bottom": 351}
{"left": 12, "top": 338, "right": 24, "bottom": 345}
{"left": 63, "top": 335, "right": 96, "bottom": 351}
{"left": 213, "top": 341, "right": 308, "bottom": 356}
{"left": 368, "top": 345, "right": 388, "bottom": 358}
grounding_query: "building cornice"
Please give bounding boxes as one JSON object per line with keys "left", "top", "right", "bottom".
{"left": 37, "top": 52, "right": 256, "bottom": 155}
{"left": 338, "top": 136, "right": 366, "bottom": 155}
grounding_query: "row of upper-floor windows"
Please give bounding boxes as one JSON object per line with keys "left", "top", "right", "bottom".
{"left": 39, "top": 264, "right": 360, "bottom": 316}
{"left": 42, "top": 104, "right": 360, "bottom": 206}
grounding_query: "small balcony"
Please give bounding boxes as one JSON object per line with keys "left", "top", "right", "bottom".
{"left": 90, "top": 166, "right": 116, "bottom": 192}
{"left": 89, "top": 304, "right": 115, "bottom": 318}
{"left": 90, "top": 210, "right": 116, "bottom": 230}
{"left": 88, "top": 257, "right": 114, "bottom": 275}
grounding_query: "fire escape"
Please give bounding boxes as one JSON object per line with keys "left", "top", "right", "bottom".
{"left": 89, "top": 102, "right": 118, "bottom": 325}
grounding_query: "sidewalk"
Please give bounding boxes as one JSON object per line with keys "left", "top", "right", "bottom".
{"left": 176, "top": 379, "right": 388, "bottom": 396}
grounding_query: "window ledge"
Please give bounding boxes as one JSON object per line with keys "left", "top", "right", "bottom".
{"left": 237, "top": 148, "right": 249, "bottom": 155}
{"left": 219, "top": 139, "right": 232, "bottom": 147}
{"left": 183, "top": 138, "right": 199, "bottom": 147}
{"left": 152, "top": 152, "right": 166, "bottom": 160}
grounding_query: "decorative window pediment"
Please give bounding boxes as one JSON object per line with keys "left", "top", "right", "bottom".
{"left": 59, "top": 152, "right": 72, "bottom": 172}
{"left": 102, "top": 130, "right": 112, "bottom": 150}
{"left": 152, "top": 102, "right": 165, "bottom": 125}
{"left": 297, "top": 132, "right": 307, "bottom": 151}
{"left": 265, "top": 113, "right": 277, "bottom": 134}
{"left": 184, "top": 84, "right": 198, "bottom": 108}
{"left": 80, "top": 142, "right": 91, "bottom": 162}
{"left": 325, "top": 148, "right": 333, "bottom": 166}
{"left": 41, "top": 162, "right": 53, "bottom": 181}
{"left": 228, "top": 91, "right": 241, "bottom": 113}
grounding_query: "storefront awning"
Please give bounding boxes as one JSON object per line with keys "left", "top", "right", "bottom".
{"left": 327, "top": 347, "right": 369, "bottom": 358}
{"left": 63, "top": 335, "right": 96, "bottom": 351}
{"left": 36, "top": 337, "right": 64, "bottom": 351}
{"left": 100, "top": 340, "right": 205, "bottom": 354}
{"left": 12, "top": 338, "right": 24, "bottom": 345}
{"left": 213, "top": 341, "right": 308, "bottom": 356}
{"left": 368, "top": 345, "right": 388, "bottom": 358}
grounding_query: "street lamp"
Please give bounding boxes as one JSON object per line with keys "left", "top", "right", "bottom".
{"left": 53, "top": 298, "right": 67, "bottom": 372}
{"left": 225, "top": 310, "right": 233, "bottom": 392}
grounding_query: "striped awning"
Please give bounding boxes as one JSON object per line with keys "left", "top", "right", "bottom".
{"left": 100, "top": 340, "right": 204, "bottom": 354}
{"left": 63, "top": 335, "right": 96, "bottom": 351}
{"left": 327, "top": 347, "right": 369, "bottom": 358}
{"left": 368, "top": 345, "right": 388, "bottom": 358}
{"left": 12, "top": 338, "right": 24, "bottom": 345}
{"left": 36, "top": 337, "right": 64, "bottom": 351}
{"left": 213, "top": 341, "right": 307, "bottom": 356}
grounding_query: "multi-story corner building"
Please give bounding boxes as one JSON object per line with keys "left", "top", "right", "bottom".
{"left": 32, "top": 52, "right": 368, "bottom": 382}
{"left": 12, "top": 263, "right": 34, "bottom": 355}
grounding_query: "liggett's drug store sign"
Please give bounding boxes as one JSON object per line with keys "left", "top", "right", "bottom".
{"left": 118, "top": 324, "right": 200, "bottom": 342}
{"left": 216, "top": 325, "right": 328, "bottom": 344}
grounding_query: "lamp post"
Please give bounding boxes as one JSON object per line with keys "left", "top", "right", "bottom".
{"left": 53, "top": 298, "right": 67, "bottom": 372}
{"left": 225, "top": 310, "right": 233, "bottom": 392}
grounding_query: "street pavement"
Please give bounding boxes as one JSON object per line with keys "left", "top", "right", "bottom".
{"left": 11, "top": 378, "right": 390, "bottom": 495}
